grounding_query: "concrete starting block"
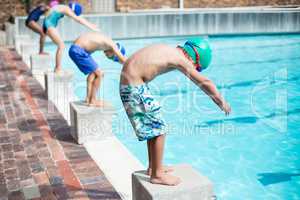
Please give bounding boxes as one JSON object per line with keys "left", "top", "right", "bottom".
{"left": 15, "top": 34, "right": 31, "bottom": 54}
{"left": 5, "top": 22, "right": 15, "bottom": 46}
{"left": 132, "top": 164, "right": 214, "bottom": 200}
{"left": 70, "top": 101, "right": 115, "bottom": 144}
{"left": 45, "top": 70, "right": 75, "bottom": 123}
{"left": 0, "top": 31, "right": 6, "bottom": 46}
{"left": 21, "top": 43, "right": 39, "bottom": 66}
{"left": 30, "top": 54, "right": 54, "bottom": 89}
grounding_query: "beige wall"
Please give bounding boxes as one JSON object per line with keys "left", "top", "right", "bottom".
{"left": 0, "top": 0, "right": 26, "bottom": 28}
{"left": 183, "top": 0, "right": 300, "bottom": 8}
{"left": 116, "top": 0, "right": 179, "bottom": 11}
{"left": 116, "top": 0, "right": 300, "bottom": 11}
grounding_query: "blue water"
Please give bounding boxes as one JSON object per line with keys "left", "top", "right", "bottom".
{"left": 45, "top": 34, "right": 300, "bottom": 200}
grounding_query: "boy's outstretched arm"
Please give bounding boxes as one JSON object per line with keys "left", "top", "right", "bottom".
{"left": 177, "top": 60, "right": 231, "bottom": 115}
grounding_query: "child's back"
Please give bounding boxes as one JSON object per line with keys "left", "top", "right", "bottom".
{"left": 74, "top": 32, "right": 115, "bottom": 53}
{"left": 121, "top": 44, "right": 185, "bottom": 85}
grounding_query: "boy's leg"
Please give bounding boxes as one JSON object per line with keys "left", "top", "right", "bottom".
{"left": 147, "top": 141, "right": 174, "bottom": 176}
{"left": 89, "top": 69, "right": 104, "bottom": 106}
{"left": 149, "top": 134, "right": 180, "bottom": 186}
{"left": 86, "top": 72, "right": 95, "bottom": 103}
{"left": 147, "top": 141, "right": 152, "bottom": 174}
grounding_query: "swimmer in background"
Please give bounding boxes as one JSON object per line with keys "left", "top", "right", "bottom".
{"left": 120, "top": 38, "right": 231, "bottom": 186}
{"left": 69, "top": 32, "right": 127, "bottom": 107}
{"left": 25, "top": 3, "right": 50, "bottom": 54}
{"left": 43, "top": 2, "right": 99, "bottom": 73}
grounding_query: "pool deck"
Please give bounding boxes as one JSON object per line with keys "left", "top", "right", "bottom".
{"left": 0, "top": 47, "right": 121, "bottom": 199}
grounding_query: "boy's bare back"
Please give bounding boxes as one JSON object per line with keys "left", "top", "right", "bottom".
{"left": 121, "top": 44, "right": 189, "bottom": 85}
{"left": 74, "top": 32, "right": 115, "bottom": 53}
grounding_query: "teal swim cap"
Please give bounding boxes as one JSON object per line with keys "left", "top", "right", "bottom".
{"left": 181, "top": 38, "right": 212, "bottom": 71}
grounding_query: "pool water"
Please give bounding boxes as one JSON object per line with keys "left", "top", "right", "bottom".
{"left": 45, "top": 34, "right": 300, "bottom": 200}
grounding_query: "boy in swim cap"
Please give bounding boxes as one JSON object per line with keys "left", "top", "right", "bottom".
{"left": 120, "top": 38, "right": 231, "bottom": 186}
{"left": 69, "top": 32, "right": 127, "bottom": 107}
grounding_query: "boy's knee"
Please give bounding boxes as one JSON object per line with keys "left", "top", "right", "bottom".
{"left": 95, "top": 70, "right": 104, "bottom": 77}
{"left": 87, "top": 75, "right": 94, "bottom": 83}
{"left": 58, "top": 43, "right": 65, "bottom": 50}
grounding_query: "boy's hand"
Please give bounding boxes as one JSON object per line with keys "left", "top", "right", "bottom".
{"left": 91, "top": 24, "right": 100, "bottom": 32}
{"left": 221, "top": 101, "right": 231, "bottom": 115}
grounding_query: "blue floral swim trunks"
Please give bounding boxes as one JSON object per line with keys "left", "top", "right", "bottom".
{"left": 120, "top": 84, "right": 166, "bottom": 141}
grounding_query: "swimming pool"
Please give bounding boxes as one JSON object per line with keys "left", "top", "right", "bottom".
{"left": 45, "top": 34, "right": 300, "bottom": 200}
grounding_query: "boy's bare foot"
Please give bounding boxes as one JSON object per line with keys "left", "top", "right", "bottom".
{"left": 88, "top": 100, "right": 105, "bottom": 107}
{"left": 150, "top": 174, "right": 181, "bottom": 186}
{"left": 147, "top": 166, "right": 174, "bottom": 176}
{"left": 54, "top": 68, "right": 62, "bottom": 74}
